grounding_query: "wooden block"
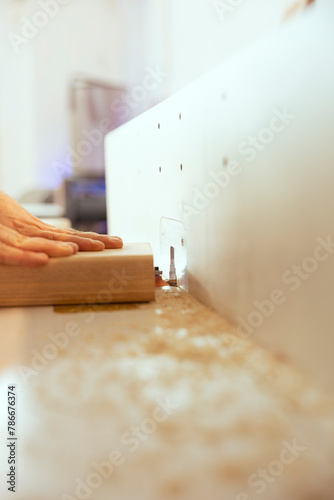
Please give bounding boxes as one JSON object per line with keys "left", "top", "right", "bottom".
{"left": 0, "top": 242, "right": 155, "bottom": 307}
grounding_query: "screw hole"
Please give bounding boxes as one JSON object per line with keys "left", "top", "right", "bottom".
{"left": 221, "top": 93, "right": 227, "bottom": 101}
{"left": 180, "top": 163, "right": 183, "bottom": 171}
{"left": 179, "top": 113, "right": 182, "bottom": 120}
{"left": 181, "top": 238, "right": 184, "bottom": 246}
{"left": 223, "top": 157, "right": 229, "bottom": 167}
{"left": 159, "top": 166, "right": 162, "bottom": 173}
{"left": 158, "top": 123, "right": 161, "bottom": 129}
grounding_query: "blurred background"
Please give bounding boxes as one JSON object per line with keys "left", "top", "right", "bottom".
{"left": 0, "top": 0, "right": 301, "bottom": 231}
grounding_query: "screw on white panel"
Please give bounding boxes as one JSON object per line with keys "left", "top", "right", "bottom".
{"left": 168, "top": 246, "right": 177, "bottom": 286}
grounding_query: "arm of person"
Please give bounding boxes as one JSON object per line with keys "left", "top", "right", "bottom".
{"left": 0, "top": 191, "right": 123, "bottom": 267}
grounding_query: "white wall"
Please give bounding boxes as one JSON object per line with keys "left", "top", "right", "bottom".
{"left": 144, "top": 0, "right": 298, "bottom": 95}
{"left": 0, "top": 4, "right": 37, "bottom": 200}
{"left": 0, "top": 0, "right": 126, "bottom": 199}
{"left": 33, "top": 0, "right": 126, "bottom": 190}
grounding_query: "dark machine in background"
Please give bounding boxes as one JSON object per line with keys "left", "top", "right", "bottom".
{"left": 64, "top": 176, "right": 107, "bottom": 233}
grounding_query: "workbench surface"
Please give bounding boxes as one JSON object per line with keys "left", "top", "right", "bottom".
{"left": 0, "top": 288, "right": 333, "bottom": 500}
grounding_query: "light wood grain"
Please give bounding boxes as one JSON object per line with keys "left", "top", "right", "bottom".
{"left": 0, "top": 242, "right": 155, "bottom": 307}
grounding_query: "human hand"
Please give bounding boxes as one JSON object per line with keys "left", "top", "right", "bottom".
{"left": 0, "top": 191, "right": 123, "bottom": 267}
{"left": 0, "top": 223, "right": 79, "bottom": 266}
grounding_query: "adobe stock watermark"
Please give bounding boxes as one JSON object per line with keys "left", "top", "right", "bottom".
{"left": 212, "top": 0, "right": 245, "bottom": 22}
{"left": 237, "top": 235, "right": 334, "bottom": 339}
{"left": 236, "top": 438, "right": 307, "bottom": 499}
{"left": 61, "top": 397, "right": 180, "bottom": 500}
{"left": 183, "top": 107, "right": 296, "bottom": 218}
{"left": 52, "top": 65, "right": 169, "bottom": 181}
{"left": 16, "top": 268, "right": 135, "bottom": 385}
{"left": 7, "top": 0, "right": 72, "bottom": 53}
{"left": 112, "top": 66, "right": 169, "bottom": 122}
{"left": 237, "top": 108, "right": 296, "bottom": 162}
